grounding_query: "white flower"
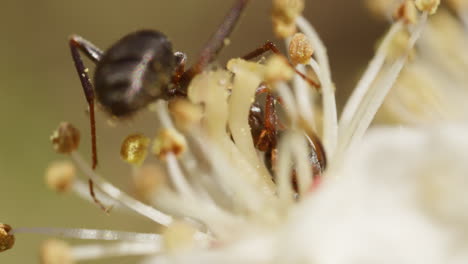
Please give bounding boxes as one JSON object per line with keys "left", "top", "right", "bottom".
{"left": 7, "top": 1, "right": 468, "bottom": 264}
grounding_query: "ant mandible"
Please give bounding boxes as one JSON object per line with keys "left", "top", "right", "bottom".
{"left": 68, "top": 0, "right": 322, "bottom": 210}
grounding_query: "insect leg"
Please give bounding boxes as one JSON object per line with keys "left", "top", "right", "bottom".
{"left": 69, "top": 35, "right": 102, "bottom": 170}
{"left": 250, "top": 83, "right": 280, "bottom": 152}
{"left": 245, "top": 43, "right": 326, "bottom": 170}
{"left": 172, "top": 52, "right": 187, "bottom": 85}
{"left": 69, "top": 36, "right": 110, "bottom": 213}
{"left": 253, "top": 77, "right": 327, "bottom": 173}
{"left": 242, "top": 41, "right": 320, "bottom": 89}
{"left": 180, "top": 0, "right": 250, "bottom": 87}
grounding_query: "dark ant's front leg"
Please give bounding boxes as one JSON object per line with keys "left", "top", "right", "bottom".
{"left": 69, "top": 35, "right": 102, "bottom": 170}
{"left": 179, "top": 0, "right": 250, "bottom": 88}
{"left": 70, "top": 35, "right": 103, "bottom": 63}
{"left": 69, "top": 35, "right": 109, "bottom": 213}
{"left": 242, "top": 41, "right": 320, "bottom": 89}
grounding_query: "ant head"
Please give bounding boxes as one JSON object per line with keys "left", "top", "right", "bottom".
{"left": 94, "top": 30, "right": 178, "bottom": 117}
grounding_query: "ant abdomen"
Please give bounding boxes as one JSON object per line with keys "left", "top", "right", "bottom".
{"left": 94, "top": 30, "right": 177, "bottom": 117}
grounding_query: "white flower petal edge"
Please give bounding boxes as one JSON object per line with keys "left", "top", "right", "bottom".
{"left": 282, "top": 124, "right": 468, "bottom": 264}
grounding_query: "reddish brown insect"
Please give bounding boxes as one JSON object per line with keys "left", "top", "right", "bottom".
{"left": 248, "top": 84, "right": 326, "bottom": 192}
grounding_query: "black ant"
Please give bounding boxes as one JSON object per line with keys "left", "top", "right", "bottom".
{"left": 68, "top": 0, "right": 323, "bottom": 210}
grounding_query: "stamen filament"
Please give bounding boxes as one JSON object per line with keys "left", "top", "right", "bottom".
{"left": 70, "top": 152, "right": 173, "bottom": 226}
{"left": 72, "top": 242, "right": 162, "bottom": 261}
{"left": 297, "top": 16, "right": 338, "bottom": 156}
{"left": 72, "top": 178, "right": 121, "bottom": 211}
{"left": 276, "top": 81, "right": 299, "bottom": 124}
{"left": 291, "top": 133, "right": 313, "bottom": 197}
{"left": 284, "top": 37, "right": 317, "bottom": 127}
{"left": 166, "top": 152, "right": 196, "bottom": 199}
{"left": 337, "top": 12, "right": 429, "bottom": 156}
{"left": 189, "top": 133, "right": 272, "bottom": 215}
{"left": 228, "top": 61, "right": 275, "bottom": 191}
{"left": 339, "top": 21, "right": 404, "bottom": 131}
{"left": 11, "top": 227, "right": 160, "bottom": 242}
{"left": 276, "top": 132, "right": 295, "bottom": 207}
{"left": 293, "top": 64, "right": 317, "bottom": 127}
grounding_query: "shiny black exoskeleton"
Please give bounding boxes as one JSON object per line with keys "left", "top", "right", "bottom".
{"left": 69, "top": 0, "right": 250, "bottom": 171}
{"left": 94, "top": 30, "right": 177, "bottom": 117}
{"left": 68, "top": 0, "right": 251, "bottom": 211}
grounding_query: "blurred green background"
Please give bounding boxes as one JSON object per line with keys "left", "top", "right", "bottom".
{"left": 0, "top": 0, "right": 385, "bottom": 263}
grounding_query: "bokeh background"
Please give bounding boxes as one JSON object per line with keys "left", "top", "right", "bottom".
{"left": 0, "top": 0, "right": 385, "bottom": 263}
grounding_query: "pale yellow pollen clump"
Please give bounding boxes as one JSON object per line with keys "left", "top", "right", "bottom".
{"left": 289, "top": 32, "right": 314, "bottom": 65}
{"left": 50, "top": 122, "right": 80, "bottom": 154}
{"left": 264, "top": 55, "right": 295, "bottom": 83}
{"left": 227, "top": 55, "right": 293, "bottom": 87}
{"left": 394, "top": 0, "right": 418, "bottom": 24}
{"left": 272, "top": 0, "right": 304, "bottom": 38}
{"left": 162, "top": 221, "right": 198, "bottom": 252}
{"left": 120, "top": 133, "right": 150, "bottom": 166}
{"left": 227, "top": 58, "right": 265, "bottom": 76}
{"left": 133, "top": 164, "right": 167, "bottom": 202}
{"left": 45, "top": 160, "right": 76, "bottom": 193}
{"left": 168, "top": 99, "right": 203, "bottom": 131}
{"left": 415, "top": 0, "right": 440, "bottom": 15}
{"left": 40, "top": 239, "right": 73, "bottom": 264}
{"left": 0, "top": 224, "right": 14, "bottom": 252}
{"left": 152, "top": 129, "right": 187, "bottom": 159}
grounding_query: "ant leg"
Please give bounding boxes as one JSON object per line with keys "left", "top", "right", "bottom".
{"left": 243, "top": 41, "right": 320, "bottom": 89}
{"left": 264, "top": 88, "right": 327, "bottom": 172}
{"left": 69, "top": 35, "right": 102, "bottom": 170}
{"left": 264, "top": 92, "right": 278, "bottom": 138}
{"left": 255, "top": 83, "right": 270, "bottom": 95}
{"left": 252, "top": 87, "right": 279, "bottom": 152}
{"left": 69, "top": 35, "right": 110, "bottom": 213}
{"left": 172, "top": 52, "right": 187, "bottom": 87}
{"left": 70, "top": 35, "right": 103, "bottom": 63}
{"left": 256, "top": 83, "right": 284, "bottom": 108}
{"left": 254, "top": 84, "right": 327, "bottom": 173}
{"left": 179, "top": 0, "right": 250, "bottom": 87}
{"left": 255, "top": 83, "right": 286, "bottom": 129}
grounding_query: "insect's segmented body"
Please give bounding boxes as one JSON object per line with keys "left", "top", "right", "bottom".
{"left": 94, "top": 30, "right": 177, "bottom": 117}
